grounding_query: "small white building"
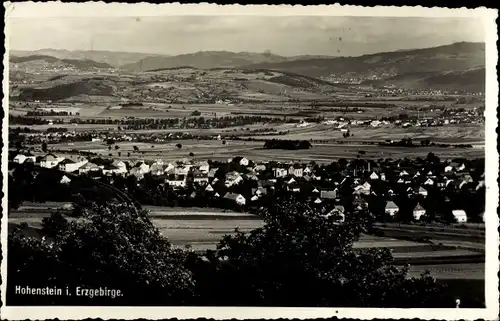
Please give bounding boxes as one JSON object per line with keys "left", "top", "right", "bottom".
{"left": 13, "top": 154, "right": 37, "bottom": 164}
{"left": 385, "top": 201, "right": 399, "bottom": 216}
{"left": 234, "top": 157, "right": 249, "bottom": 166}
{"left": 60, "top": 175, "right": 71, "bottom": 184}
{"left": 274, "top": 168, "right": 288, "bottom": 178}
{"left": 424, "top": 178, "right": 434, "bottom": 186}
{"left": 413, "top": 203, "right": 426, "bottom": 220}
{"left": 223, "top": 192, "right": 246, "bottom": 205}
{"left": 134, "top": 162, "right": 150, "bottom": 175}
{"left": 167, "top": 176, "right": 187, "bottom": 188}
{"left": 198, "top": 161, "right": 210, "bottom": 174}
{"left": 40, "top": 153, "right": 65, "bottom": 169}
{"left": 418, "top": 186, "right": 428, "bottom": 197}
{"left": 452, "top": 210, "right": 468, "bottom": 223}
{"left": 303, "top": 167, "right": 313, "bottom": 175}
{"left": 369, "top": 172, "right": 379, "bottom": 180}
{"left": 59, "top": 159, "right": 88, "bottom": 173}
{"left": 174, "top": 165, "right": 190, "bottom": 176}
{"left": 78, "top": 162, "right": 101, "bottom": 174}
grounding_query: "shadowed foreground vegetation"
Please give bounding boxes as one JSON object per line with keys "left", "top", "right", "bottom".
{"left": 7, "top": 197, "right": 470, "bottom": 307}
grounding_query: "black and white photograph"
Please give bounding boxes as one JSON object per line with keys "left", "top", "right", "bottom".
{"left": 1, "top": 3, "right": 498, "bottom": 320}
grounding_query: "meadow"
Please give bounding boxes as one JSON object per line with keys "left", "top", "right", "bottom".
{"left": 47, "top": 137, "right": 484, "bottom": 164}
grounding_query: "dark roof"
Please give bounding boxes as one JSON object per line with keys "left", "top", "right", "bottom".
{"left": 58, "top": 158, "right": 75, "bottom": 165}
{"left": 223, "top": 192, "right": 243, "bottom": 200}
{"left": 414, "top": 203, "right": 425, "bottom": 211}
{"left": 386, "top": 201, "right": 398, "bottom": 209}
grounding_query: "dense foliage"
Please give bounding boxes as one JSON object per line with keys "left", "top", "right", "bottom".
{"left": 263, "top": 139, "right": 312, "bottom": 150}
{"left": 8, "top": 198, "right": 446, "bottom": 307}
{"left": 8, "top": 204, "right": 194, "bottom": 305}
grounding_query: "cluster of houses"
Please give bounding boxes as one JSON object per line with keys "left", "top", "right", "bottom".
{"left": 12, "top": 151, "right": 484, "bottom": 223}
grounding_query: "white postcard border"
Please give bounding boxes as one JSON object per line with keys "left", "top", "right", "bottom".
{"left": 1, "top": 3, "right": 498, "bottom": 320}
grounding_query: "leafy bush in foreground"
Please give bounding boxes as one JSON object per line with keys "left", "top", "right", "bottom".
{"left": 8, "top": 204, "right": 194, "bottom": 305}
{"left": 187, "top": 197, "right": 445, "bottom": 307}
{"left": 8, "top": 199, "right": 445, "bottom": 306}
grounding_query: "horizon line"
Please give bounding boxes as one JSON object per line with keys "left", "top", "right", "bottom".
{"left": 9, "top": 41, "right": 485, "bottom": 60}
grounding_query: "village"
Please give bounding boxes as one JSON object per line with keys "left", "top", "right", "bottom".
{"left": 10, "top": 147, "right": 485, "bottom": 224}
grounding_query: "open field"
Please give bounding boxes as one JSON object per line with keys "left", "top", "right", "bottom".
{"left": 45, "top": 137, "right": 484, "bottom": 164}
{"left": 252, "top": 122, "right": 484, "bottom": 144}
{"left": 407, "top": 263, "right": 484, "bottom": 279}
{"left": 9, "top": 204, "right": 485, "bottom": 282}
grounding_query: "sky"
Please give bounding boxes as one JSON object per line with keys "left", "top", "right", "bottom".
{"left": 9, "top": 16, "right": 485, "bottom": 57}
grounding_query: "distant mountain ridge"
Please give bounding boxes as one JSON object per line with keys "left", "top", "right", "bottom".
{"left": 122, "top": 51, "right": 304, "bottom": 71}
{"left": 242, "top": 42, "right": 485, "bottom": 76}
{"left": 10, "top": 49, "right": 169, "bottom": 67}
{"left": 10, "top": 42, "right": 485, "bottom": 91}
{"left": 10, "top": 54, "right": 114, "bottom": 69}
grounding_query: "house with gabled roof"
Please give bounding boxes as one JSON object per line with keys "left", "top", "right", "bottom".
{"left": 413, "top": 203, "right": 426, "bottom": 220}
{"left": 253, "top": 164, "right": 266, "bottom": 172}
{"left": 193, "top": 170, "right": 209, "bottom": 185}
{"left": 418, "top": 186, "right": 428, "bottom": 196}
{"left": 175, "top": 165, "right": 190, "bottom": 176}
{"left": 323, "top": 206, "right": 345, "bottom": 223}
{"left": 60, "top": 175, "right": 71, "bottom": 185}
{"left": 223, "top": 192, "right": 246, "bottom": 205}
{"left": 274, "top": 167, "right": 288, "bottom": 178}
{"left": 59, "top": 158, "right": 88, "bottom": 173}
{"left": 288, "top": 164, "right": 304, "bottom": 177}
{"left": 369, "top": 172, "right": 379, "bottom": 180}
{"left": 133, "top": 161, "right": 150, "bottom": 175}
{"left": 303, "top": 166, "right": 313, "bottom": 175}
{"left": 40, "top": 153, "right": 65, "bottom": 169}
{"left": 424, "top": 178, "right": 434, "bottom": 186}
{"left": 385, "top": 201, "right": 399, "bottom": 216}
{"left": 198, "top": 160, "right": 210, "bottom": 173}
{"left": 79, "top": 162, "right": 101, "bottom": 175}
{"left": 232, "top": 156, "right": 249, "bottom": 166}
{"left": 150, "top": 163, "right": 166, "bottom": 176}
{"left": 13, "top": 154, "right": 37, "bottom": 164}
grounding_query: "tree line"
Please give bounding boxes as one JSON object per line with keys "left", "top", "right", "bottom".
{"left": 8, "top": 198, "right": 455, "bottom": 307}
{"left": 263, "top": 139, "right": 312, "bottom": 150}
